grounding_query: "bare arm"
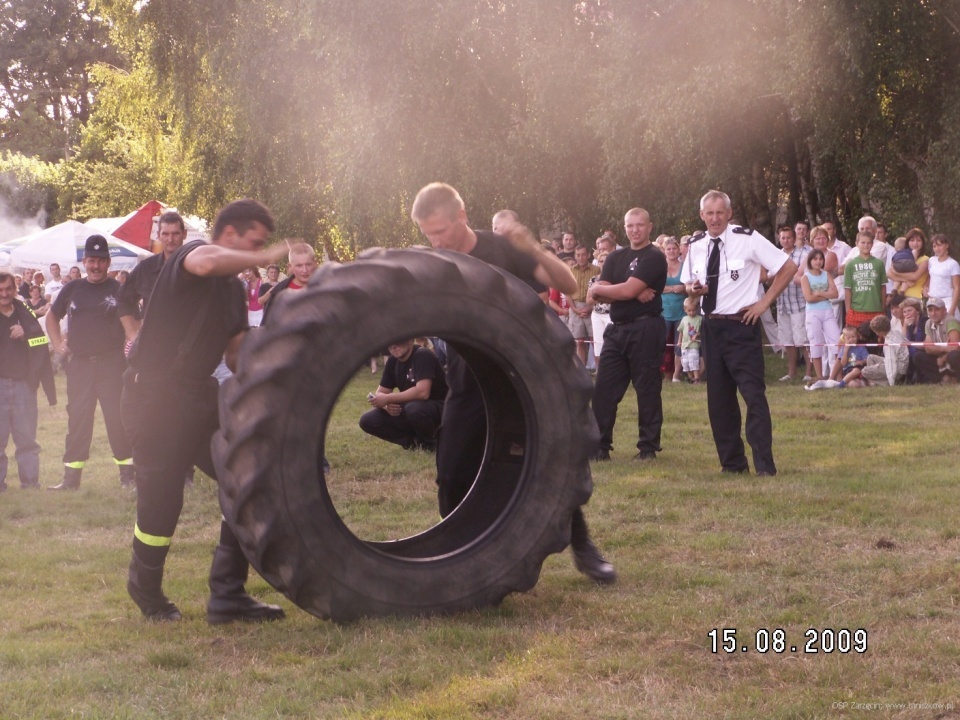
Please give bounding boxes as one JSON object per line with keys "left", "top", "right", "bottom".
{"left": 825, "top": 252, "right": 838, "bottom": 278}
{"left": 533, "top": 250, "right": 576, "bottom": 296}
{"left": 886, "top": 258, "right": 928, "bottom": 284}
{"left": 120, "top": 315, "right": 142, "bottom": 344}
{"left": 950, "top": 275, "right": 960, "bottom": 317}
{"left": 183, "top": 242, "right": 289, "bottom": 278}
{"left": 590, "top": 276, "right": 649, "bottom": 303}
{"left": 46, "top": 309, "right": 66, "bottom": 354}
{"left": 497, "top": 220, "right": 577, "bottom": 295}
{"left": 371, "top": 379, "right": 432, "bottom": 408}
{"left": 743, "top": 259, "right": 798, "bottom": 325}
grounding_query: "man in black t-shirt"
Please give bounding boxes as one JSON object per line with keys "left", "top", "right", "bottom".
{"left": 121, "top": 199, "right": 288, "bottom": 623}
{"left": 0, "top": 272, "right": 56, "bottom": 491}
{"left": 588, "top": 208, "right": 667, "bottom": 462}
{"left": 360, "top": 339, "right": 448, "bottom": 451}
{"left": 46, "top": 235, "right": 135, "bottom": 490}
{"left": 411, "top": 182, "right": 616, "bottom": 585}
{"left": 117, "top": 211, "right": 187, "bottom": 352}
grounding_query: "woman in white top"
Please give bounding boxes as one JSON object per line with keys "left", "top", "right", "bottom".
{"left": 586, "top": 251, "right": 612, "bottom": 365}
{"left": 926, "top": 233, "right": 960, "bottom": 319}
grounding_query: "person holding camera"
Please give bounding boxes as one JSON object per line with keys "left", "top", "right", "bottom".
{"left": 682, "top": 190, "right": 796, "bottom": 477}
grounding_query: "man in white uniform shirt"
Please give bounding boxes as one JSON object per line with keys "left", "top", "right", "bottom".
{"left": 681, "top": 190, "right": 796, "bottom": 477}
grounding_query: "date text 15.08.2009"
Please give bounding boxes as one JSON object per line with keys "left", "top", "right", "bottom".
{"left": 708, "top": 628, "right": 868, "bottom": 654}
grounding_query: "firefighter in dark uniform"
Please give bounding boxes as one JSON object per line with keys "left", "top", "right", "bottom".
{"left": 411, "top": 182, "right": 616, "bottom": 585}
{"left": 121, "top": 199, "right": 288, "bottom": 622}
{"left": 681, "top": 190, "right": 796, "bottom": 476}
{"left": 46, "top": 236, "right": 135, "bottom": 490}
{"left": 117, "top": 210, "right": 187, "bottom": 350}
{"left": 0, "top": 272, "right": 56, "bottom": 491}
{"left": 588, "top": 207, "right": 667, "bottom": 461}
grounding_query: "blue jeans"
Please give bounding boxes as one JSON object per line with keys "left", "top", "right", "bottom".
{"left": 0, "top": 377, "right": 40, "bottom": 487}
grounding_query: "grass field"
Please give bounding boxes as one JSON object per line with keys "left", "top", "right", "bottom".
{"left": 1, "top": 356, "right": 959, "bottom": 720}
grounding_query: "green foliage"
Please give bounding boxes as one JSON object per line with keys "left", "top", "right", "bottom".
{"left": 0, "top": 0, "right": 120, "bottom": 160}
{"left": 6, "top": 0, "right": 960, "bottom": 245}
{"left": 0, "top": 151, "right": 63, "bottom": 222}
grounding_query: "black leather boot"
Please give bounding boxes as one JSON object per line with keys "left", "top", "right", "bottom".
{"left": 207, "top": 521, "right": 285, "bottom": 625}
{"left": 48, "top": 466, "right": 82, "bottom": 491}
{"left": 127, "top": 554, "right": 181, "bottom": 621}
{"left": 570, "top": 508, "right": 617, "bottom": 585}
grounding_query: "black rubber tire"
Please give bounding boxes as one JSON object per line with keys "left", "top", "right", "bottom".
{"left": 213, "top": 247, "right": 597, "bottom": 621}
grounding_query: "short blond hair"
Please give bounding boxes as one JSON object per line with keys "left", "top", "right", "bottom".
{"left": 411, "top": 183, "right": 464, "bottom": 222}
{"left": 288, "top": 241, "right": 316, "bottom": 262}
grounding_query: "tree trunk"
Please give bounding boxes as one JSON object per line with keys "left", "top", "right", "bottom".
{"left": 797, "top": 137, "right": 820, "bottom": 225}
{"left": 901, "top": 153, "right": 937, "bottom": 229}
{"left": 750, "top": 160, "right": 774, "bottom": 239}
{"left": 784, "top": 137, "right": 804, "bottom": 225}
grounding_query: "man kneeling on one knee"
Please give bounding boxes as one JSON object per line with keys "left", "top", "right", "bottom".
{"left": 360, "top": 339, "right": 447, "bottom": 451}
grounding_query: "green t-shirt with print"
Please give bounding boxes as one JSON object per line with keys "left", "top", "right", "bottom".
{"left": 844, "top": 255, "right": 887, "bottom": 312}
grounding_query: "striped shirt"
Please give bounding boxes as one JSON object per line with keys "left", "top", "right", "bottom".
{"left": 777, "top": 245, "right": 810, "bottom": 315}
{"left": 569, "top": 263, "right": 599, "bottom": 303}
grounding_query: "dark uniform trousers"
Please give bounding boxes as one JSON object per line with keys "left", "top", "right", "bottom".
{"left": 592, "top": 316, "right": 665, "bottom": 454}
{"left": 913, "top": 349, "right": 960, "bottom": 384}
{"left": 359, "top": 399, "right": 443, "bottom": 449}
{"left": 435, "top": 390, "right": 486, "bottom": 518}
{"left": 701, "top": 317, "right": 776, "bottom": 474}
{"left": 121, "top": 369, "right": 219, "bottom": 543}
{"left": 63, "top": 352, "right": 131, "bottom": 464}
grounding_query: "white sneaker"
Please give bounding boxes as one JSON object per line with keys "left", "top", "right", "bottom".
{"left": 802, "top": 375, "right": 814, "bottom": 382}
{"left": 805, "top": 379, "right": 827, "bottom": 390}
{"left": 779, "top": 374, "right": 793, "bottom": 382}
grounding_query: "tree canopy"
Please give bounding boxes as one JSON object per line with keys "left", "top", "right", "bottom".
{"left": 3, "top": 0, "right": 960, "bottom": 252}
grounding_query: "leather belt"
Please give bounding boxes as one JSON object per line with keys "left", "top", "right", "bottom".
{"left": 612, "top": 315, "right": 659, "bottom": 326}
{"left": 705, "top": 313, "right": 745, "bottom": 321}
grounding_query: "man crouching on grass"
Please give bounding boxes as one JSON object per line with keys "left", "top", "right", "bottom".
{"left": 360, "top": 338, "right": 447, "bottom": 452}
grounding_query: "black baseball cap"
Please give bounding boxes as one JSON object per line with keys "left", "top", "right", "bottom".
{"left": 84, "top": 235, "right": 111, "bottom": 259}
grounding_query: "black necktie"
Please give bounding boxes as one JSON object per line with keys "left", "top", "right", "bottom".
{"left": 702, "top": 238, "right": 721, "bottom": 314}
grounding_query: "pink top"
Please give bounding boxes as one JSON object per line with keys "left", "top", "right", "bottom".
{"left": 247, "top": 278, "right": 263, "bottom": 311}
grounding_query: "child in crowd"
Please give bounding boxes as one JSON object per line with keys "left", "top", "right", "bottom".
{"left": 808, "top": 325, "right": 867, "bottom": 390}
{"left": 676, "top": 297, "right": 702, "bottom": 383}
{"left": 801, "top": 248, "right": 840, "bottom": 384}
{"left": 831, "top": 325, "right": 869, "bottom": 387}
{"left": 889, "top": 239, "right": 918, "bottom": 300}
{"left": 844, "top": 231, "right": 887, "bottom": 327}
{"left": 860, "top": 314, "right": 909, "bottom": 386}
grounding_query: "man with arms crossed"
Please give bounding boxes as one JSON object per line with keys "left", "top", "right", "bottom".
{"left": 588, "top": 208, "right": 667, "bottom": 462}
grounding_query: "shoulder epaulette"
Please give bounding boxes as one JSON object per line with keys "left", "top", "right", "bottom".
{"left": 732, "top": 226, "right": 754, "bottom": 235}
{"left": 690, "top": 231, "right": 706, "bottom": 243}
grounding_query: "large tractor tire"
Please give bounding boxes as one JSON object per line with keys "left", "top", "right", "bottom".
{"left": 213, "top": 247, "right": 597, "bottom": 621}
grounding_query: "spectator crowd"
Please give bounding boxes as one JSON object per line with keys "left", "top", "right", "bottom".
{"left": 2, "top": 203, "right": 957, "bottom": 498}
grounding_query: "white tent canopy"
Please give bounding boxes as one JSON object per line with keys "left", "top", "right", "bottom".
{"left": 9, "top": 220, "right": 152, "bottom": 272}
